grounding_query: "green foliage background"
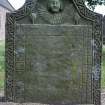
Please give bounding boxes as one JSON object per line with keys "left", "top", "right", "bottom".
{"left": 0, "top": 41, "right": 5, "bottom": 90}
{"left": 85, "top": 0, "right": 105, "bottom": 10}
{"left": 86, "top": 0, "right": 104, "bottom": 5}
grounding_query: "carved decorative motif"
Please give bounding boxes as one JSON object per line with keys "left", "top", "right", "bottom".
{"left": 5, "top": 0, "right": 102, "bottom": 105}
{"left": 31, "top": 4, "right": 65, "bottom": 24}
{"left": 30, "top": 1, "right": 74, "bottom": 24}
{"left": 73, "top": 1, "right": 102, "bottom": 104}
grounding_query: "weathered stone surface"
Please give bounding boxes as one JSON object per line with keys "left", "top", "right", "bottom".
{"left": 5, "top": 0, "right": 102, "bottom": 105}
{"left": 14, "top": 24, "right": 92, "bottom": 103}
{"left": 0, "top": 103, "right": 95, "bottom": 105}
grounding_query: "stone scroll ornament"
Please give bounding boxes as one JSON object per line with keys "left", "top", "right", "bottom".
{"left": 5, "top": 0, "right": 102, "bottom": 105}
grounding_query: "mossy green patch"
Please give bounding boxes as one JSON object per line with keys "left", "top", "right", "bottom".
{"left": 0, "top": 71, "right": 5, "bottom": 89}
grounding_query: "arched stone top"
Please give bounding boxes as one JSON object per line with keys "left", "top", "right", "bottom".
{"left": 7, "top": 0, "right": 102, "bottom": 23}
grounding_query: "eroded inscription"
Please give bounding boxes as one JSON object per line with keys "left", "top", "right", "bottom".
{"left": 14, "top": 24, "right": 92, "bottom": 104}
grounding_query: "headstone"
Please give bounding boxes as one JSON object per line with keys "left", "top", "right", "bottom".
{"left": 5, "top": 0, "right": 102, "bottom": 105}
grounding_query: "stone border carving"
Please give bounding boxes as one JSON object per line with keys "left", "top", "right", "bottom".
{"left": 5, "top": 0, "right": 102, "bottom": 105}
{"left": 73, "top": 1, "right": 102, "bottom": 105}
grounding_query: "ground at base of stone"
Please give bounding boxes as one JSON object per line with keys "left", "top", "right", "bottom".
{"left": 0, "top": 102, "right": 102, "bottom": 105}
{"left": 0, "top": 104, "right": 96, "bottom": 105}
{"left": 0, "top": 91, "right": 104, "bottom": 105}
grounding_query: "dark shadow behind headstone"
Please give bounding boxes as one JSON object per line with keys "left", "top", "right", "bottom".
{"left": 5, "top": 0, "right": 102, "bottom": 105}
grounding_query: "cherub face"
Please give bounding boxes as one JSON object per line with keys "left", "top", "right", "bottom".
{"left": 48, "top": 0, "right": 61, "bottom": 13}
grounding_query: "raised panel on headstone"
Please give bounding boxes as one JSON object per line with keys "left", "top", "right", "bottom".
{"left": 5, "top": 0, "right": 102, "bottom": 105}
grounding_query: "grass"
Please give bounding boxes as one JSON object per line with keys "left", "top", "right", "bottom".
{"left": 0, "top": 72, "right": 5, "bottom": 90}
{"left": 0, "top": 40, "right": 5, "bottom": 90}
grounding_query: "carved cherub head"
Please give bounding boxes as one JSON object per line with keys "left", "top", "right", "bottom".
{"left": 47, "top": 0, "right": 63, "bottom": 13}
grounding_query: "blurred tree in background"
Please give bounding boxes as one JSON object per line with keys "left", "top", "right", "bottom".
{"left": 86, "top": 0, "right": 105, "bottom": 10}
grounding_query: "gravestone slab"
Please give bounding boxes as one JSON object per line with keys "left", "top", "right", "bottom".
{"left": 5, "top": 0, "right": 102, "bottom": 105}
